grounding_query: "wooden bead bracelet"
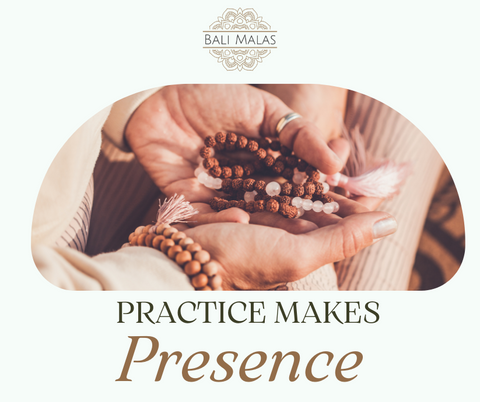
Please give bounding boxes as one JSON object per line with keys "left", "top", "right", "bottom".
{"left": 127, "top": 223, "right": 222, "bottom": 291}
{"left": 125, "top": 194, "right": 222, "bottom": 291}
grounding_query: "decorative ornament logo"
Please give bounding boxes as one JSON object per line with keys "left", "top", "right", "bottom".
{"left": 203, "top": 8, "right": 277, "bottom": 71}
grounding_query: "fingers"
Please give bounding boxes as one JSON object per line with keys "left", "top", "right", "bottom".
{"left": 351, "top": 196, "right": 384, "bottom": 211}
{"left": 328, "top": 137, "right": 350, "bottom": 166}
{"left": 289, "top": 211, "right": 397, "bottom": 279}
{"left": 186, "top": 203, "right": 250, "bottom": 226}
{"left": 249, "top": 212, "right": 318, "bottom": 234}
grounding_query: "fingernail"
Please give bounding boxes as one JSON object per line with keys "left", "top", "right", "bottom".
{"left": 372, "top": 217, "right": 397, "bottom": 239}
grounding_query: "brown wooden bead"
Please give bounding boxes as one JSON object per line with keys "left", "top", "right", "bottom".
{"left": 191, "top": 273, "right": 209, "bottom": 288}
{"left": 297, "top": 160, "right": 308, "bottom": 171}
{"left": 292, "top": 184, "right": 305, "bottom": 197}
{"left": 280, "top": 195, "right": 291, "bottom": 205}
{"left": 243, "top": 178, "right": 255, "bottom": 191}
{"left": 304, "top": 182, "right": 316, "bottom": 195}
{"left": 209, "top": 166, "right": 222, "bottom": 178}
{"left": 258, "top": 138, "right": 271, "bottom": 150}
{"left": 254, "top": 180, "right": 266, "bottom": 193}
{"left": 134, "top": 226, "right": 145, "bottom": 236}
{"left": 308, "top": 171, "right": 320, "bottom": 182}
{"left": 208, "top": 275, "right": 222, "bottom": 290}
{"left": 263, "top": 155, "right": 275, "bottom": 167}
{"left": 163, "top": 227, "right": 178, "bottom": 238}
{"left": 286, "top": 156, "right": 298, "bottom": 168}
{"left": 175, "top": 250, "right": 192, "bottom": 266}
{"left": 270, "top": 140, "right": 281, "bottom": 151}
{"left": 256, "top": 148, "right": 267, "bottom": 160}
{"left": 179, "top": 237, "right": 194, "bottom": 247}
{"left": 232, "top": 178, "right": 243, "bottom": 190}
{"left": 187, "top": 243, "right": 203, "bottom": 253}
{"left": 204, "top": 136, "right": 216, "bottom": 147}
{"left": 236, "top": 200, "right": 246, "bottom": 210}
{"left": 137, "top": 233, "right": 147, "bottom": 246}
{"left": 167, "top": 245, "right": 183, "bottom": 259}
{"left": 194, "top": 250, "right": 211, "bottom": 264}
{"left": 273, "top": 161, "right": 285, "bottom": 174}
{"left": 155, "top": 223, "right": 170, "bottom": 235}
{"left": 215, "top": 131, "right": 227, "bottom": 144}
{"left": 245, "top": 201, "right": 255, "bottom": 213}
{"left": 287, "top": 205, "right": 298, "bottom": 219}
{"left": 305, "top": 165, "right": 316, "bottom": 176}
{"left": 216, "top": 200, "right": 227, "bottom": 211}
{"left": 221, "top": 167, "right": 232, "bottom": 179}
{"left": 226, "top": 132, "right": 237, "bottom": 144}
{"left": 281, "top": 182, "right": 292, "bottom": 195}
{"left": 221, "top": 178, "right": 233, "bottom": 192}
{"left": 184, "top": 260, "right": 202, "bottom": 276}
{"left": 282, "top": 168, "right": 294, "bottom": 180}
{"left": 205, "top": 158, "right": 219, "bottom": 169}
{"left": 152, "top": 235, "right": 166, "bottom": 249}
{"left": 232, "top": 165, "right": 244, "bottom": 178}
{"left": 247, "top": 140, "right": 259, "bottom": 152}
{"left": 142, "top": 224, "right": 153, "bottom": 234}
{"left": 236, "top": 135, "right": 248, "bottom": 149}
{"left": 266, "top": 199, "right": 279, "bottom": 213}
{"left": 145, "top": 233, "right": 156, "bottom": 247}
{"left": 254, "top": 200, "right": 265, "bottom": 212}
{"left": 202, "top": 261, "right": 219, "bottom": 276}
{"left": 244, "top": 164, "right": 255, "bottom": 176}
{"left": 160, "top": 239, "right": 175, "bottom": 253}
{"left": 171, "top": 231, "right": 187, "bottom": 243}
{"left": 314, "top": 182, "right": 324, "bottom": 195}
{"left": 200, "top": 146, "right": 212, "bottom": 158}
{"left": 129, "top": 236, "right": 138, "bottom": 246}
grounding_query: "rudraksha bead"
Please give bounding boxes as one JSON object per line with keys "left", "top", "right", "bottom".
{"left": 281, "top": 182, "right": 292, "bottom": 195}
{"left": 243, "top": 178, "right": 256, "bottom": 191}
{"left": 247, "top": 140, "right": 259, "bottom": 152}
{"left": 245, "top": 201, "right": 255, "bottom": 213}
{"left": 273, "top": 161, "right": 285, "bottom": 174}
{"left": 263, "top": 155, "right": 275, "bottom": 167}
{"left": 254, "top": 180, "right": 266, "bottom": 193}
{"left": 221, "top": 167, "right": 232, "bottom": 179}
{"left": 292, "top": 184, "right": 305, "bottom": 197}
{"left": 215, "top": 131, "right": 227, "bottom": 144}
{"left": 200, "top": 146, "right": 212, "bottom": 158}
{"left": 204, "top": 136, "right": 216, "bottom": 147}
{"left": 266, "top": 199, "right": 279, "bottom": 213}
{"left": 232, "top": 165, "right": 244, "bottom": 178}
{"left": 221, "top": 178, "right": 232, "bottom": 192}
{"left": 304, "top": 182, "right": 316, "bottom": 196}
{"left": 209, "top": 166, "right": 222, "bottom": 178}
{"left": 297, "top": 160, "right": 308, "bottom": 171}
{"left": 270, "top": 140, "right": 281, "bottom": 151}
{"left": 254, "top": 200, "right": 265, "bottom": 212}
{"left": 286, "top": 156, "right": 298, "bottom": 168}
{"left": 236, "top": 135, "right": 248, "bottom": 149}
{"left": 226, "top": 132, "right": 237, "bottom": 144}
{"left": 244, "top": 164, "right": 255, "bottom": 176}
{"left": 256, "top": 148, "right": 267, "bottom": 160}
{"left": 282, "top": 168, "right": 294, "bottom": 180}
{"left": 203, "top": 157, "right": 217, "bottom": 169}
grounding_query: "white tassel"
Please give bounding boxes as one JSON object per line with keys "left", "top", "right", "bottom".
{"left": 326, "top": 125, "right": 411, "bottom": 198}
{"left": 152, "top": 194, "right": 199, "bottom": 227}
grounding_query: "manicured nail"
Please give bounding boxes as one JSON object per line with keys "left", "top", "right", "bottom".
{"left": 372, "top": 217, "right": 397, "bottom": 239}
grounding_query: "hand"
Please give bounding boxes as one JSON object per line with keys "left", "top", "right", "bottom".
{"left": 180, "top": 196, "right": 397, "bottom": 290}
{"left": 126, "top": 84, "right": 346, "bottom": 205}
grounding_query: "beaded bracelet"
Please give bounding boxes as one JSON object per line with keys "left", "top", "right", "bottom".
{"left": 196, "top": 131, "right": 340, "bottom": 218}
{"left": 125, "top": 194, "right": 222, "bottom": 291}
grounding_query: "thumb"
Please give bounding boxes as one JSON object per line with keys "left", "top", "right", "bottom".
{"left": 293, "top": 212, "right": 397, "bottom": 276}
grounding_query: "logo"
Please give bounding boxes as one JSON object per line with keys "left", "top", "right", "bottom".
{"left": 203, "top": 8, "right": 276, "bottom": 71}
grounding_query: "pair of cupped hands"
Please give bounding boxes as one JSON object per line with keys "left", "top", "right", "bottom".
{"left": 125, "top": 84, "right": 396, "bottom": 290}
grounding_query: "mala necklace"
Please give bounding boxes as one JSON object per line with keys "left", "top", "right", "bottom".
{"left": 126, "top": 194, "right": 223, "bottom": 291}
{"left": 195, "top": 131, "right": 339, "bottom": 219}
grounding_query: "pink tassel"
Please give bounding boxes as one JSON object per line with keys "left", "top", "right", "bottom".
{"left": 150, "top": 194, "right": 198, "bottom": 231}
{"left": 327, "top": 161, "right": 411, "bottom": 198}
{"left": 326, "top": 125, "right": 411, "bottom": 198}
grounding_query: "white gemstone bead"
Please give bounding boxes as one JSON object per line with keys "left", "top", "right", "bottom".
{"left": 293, "top": 171, "right": 307, "bottom": 185}
{"left": 302, "top": 199, "right": 313, "bottom": 211}
{"left": 198, "top": 172, "right": 209, "bottom": 184}
{"left": 244, "top": 191, "right": 257, "bottom": 203}
{"left": 296, "top": 207, "right": 305, "bottom": 218}
{"left": 292, "top": 197, "right": 303, "bottom": 208}
{"left": 213, "top": 178, "right": 223, "bottom": 189}
{"left": 312, "top": 200, "right": 324, "bottom": 212}
{"left": 194, "top": 166, "right": 205, "bottom": 177}
{"left": 265, "top": 181, "right": 281, "bottom": 196}
{"left": 331, "top": 201, "right": 340, "bottom": 213}
{"left": 318, "top": 172, "right": 327, "bottom": 183}
{"left": 205, "top": 176, "right": 215, "bottom": 188}
{"left": 323, "top": 203, "right": 335, "bottom": 214}
{"left": 322, "top": 182, "right": 330, "bottom": 194}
